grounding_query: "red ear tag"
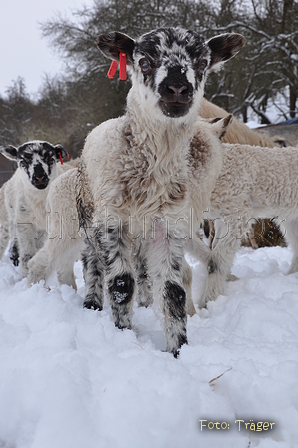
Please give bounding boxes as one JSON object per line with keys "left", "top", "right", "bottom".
{"left": 119, "top": 53, "right": 127, "bottom": 80}
{"left": 107, "top": 60, "right": 119, "bottom": 79}
{"left": 67, "top": 153, "right": 69, "bottom": 159}
{"left": 58, "top": 152, "right": 63, "bottom": 165}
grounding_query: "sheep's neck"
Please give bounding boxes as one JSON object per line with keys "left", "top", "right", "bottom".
{"left": 126, "top": 102, "right": 195, "bottom": 164}
{"left": 122, "top": 110, "right": 195, "bottom": 219}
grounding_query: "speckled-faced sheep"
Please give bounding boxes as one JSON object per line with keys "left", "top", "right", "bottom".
{"left": 199, "top": 143, "right": 298, "bottom": 307}
{"left": 76, "top": 27, "right": 244, "bottom": 355}
{"left": 0, "top": 141, "right": 68, "bottom": 276}
{"left": 27, "top": 116, "right": 232, "bottom": 316}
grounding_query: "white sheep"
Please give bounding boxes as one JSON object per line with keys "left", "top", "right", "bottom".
{"left": 198, "top": 98, "right": 290, "bottom": 250}
{"left": 0, "top": 183, "right": 9, "bottom": 261}
{"left": 200, "top": 142, "right": 298, "bottom": 307}
{"left": 198, "top": 98, "right": 287, "bottom": 147}
{"left": 0, "top": 141, "right": 69, "bottom": 276}
{"left": 75, "top": 27, "right": 244, "bottom": 355}
{"left": 27, "top": 167, "right": 83, "bottom": 290}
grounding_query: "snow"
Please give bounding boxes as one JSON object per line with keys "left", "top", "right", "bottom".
{"left": 0, "top": 245, "right": 298, "bottom": 448}
{"left": 246, "top": 120, "right": 264, "bottom": 129}
{"left": 246, "top": 87, "right": 292, "bottom": 127}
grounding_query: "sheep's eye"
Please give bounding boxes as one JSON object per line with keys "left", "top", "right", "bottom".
{"left": 139, "top": 58, "right": 151, "bottom": 74}
{"left": 198, "top": 60, "right": 207, "bottom": 75}
{"left": 49, "top": 158, "right": 55, "bottom": 166}
{"left": 20, "top": 160, "right": 28, "bottom": 168}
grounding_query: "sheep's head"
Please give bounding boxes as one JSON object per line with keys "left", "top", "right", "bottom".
{"left": 0, "top": 141, "right": 68, "bottom": 190}
{"left": 97, "top": 27, "right": 245, "bottom": 121}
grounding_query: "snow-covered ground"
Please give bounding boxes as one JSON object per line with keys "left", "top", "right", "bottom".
{"left": 0, "top": 245, "right": 297, "bottom": 448}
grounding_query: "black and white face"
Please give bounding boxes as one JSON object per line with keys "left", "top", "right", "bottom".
{"left": 133, "top": 28, "right": 210, "bottom": 119}
{"left": 0, "top": 141, "right": 68, "bottom": 190}
{"left": 97, "top": 27, "right": 245, "bottom": 120}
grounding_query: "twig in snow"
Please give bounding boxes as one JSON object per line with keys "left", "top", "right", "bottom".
{"left": 209, "top": 367, "right": 232, "bottom": 386}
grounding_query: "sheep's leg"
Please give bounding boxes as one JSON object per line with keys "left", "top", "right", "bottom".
{"left": 202, "top": 215, "right": 247, "bottom": 307}
{"left": 16, "top": 221, "right": 39, "bottom": 277}
{"left": 56, "top": 239, "right": 82, "bottom": 290}
{"left": 57, "top": 269, "right": 77, "bottom": 290}
{"left": 35, "top": 229, "right": 46, "bottom": 251}
{"left": 0, "top": 225, "right": 9, "bottom": 261}
{"left": 101, "top": 224, "right": 136, "bottom": 330}
{"left": 27, "top": 244, "right": 51, "bottom": 285}
{"left": 7, "top": 220, "right": 19, "bottom": 266}
{"left": 148, "top": 225, "right": 187, "bottom": 356}
{"left": 134, "top": 239, "right": 153, "bottom": 308}
{"left": 182, "top": 258, "right": 196, "bottom": 316}
{"left": 211, "top": 219, "right": 240, "bottom": 282}
{"left": 134, "top": 241, "right": 195, "bottom": 315}
{"left": 82, "top": 237, "right": 105, "bottom": 311}
{"left": 89, "top": 226, "right": 135, "bottom": 328}
{"left": 0, "top": 189, "right": 9, "bottom": 260}
{"left": 9, "top": 241, "right": 19, "bottom": 266}
{"left": 162, "top": 240, "right": 187, "bottom": 356}
{"left": 28, "top": 237, "right": 80, "bottom": 290}
{"left": 281, "top": 218, "right": 298, "bottom": 274}
{"left": 25, "top": 228, "right": 47, "bottom": 277}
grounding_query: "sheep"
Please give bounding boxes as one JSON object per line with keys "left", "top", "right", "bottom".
{"left": 27, "top": 166, "right": 199, "bottom": 316}
{"left": 27, "top": 166, "right": 200, "bottom": 317}
{"left": 0, "top": 141, "right": 69, "bottom": 276}
{"left": 74, "top": 27, "right": 244, "bottom": 355}
{"left": 198, "top": 98, "right": 287, "bottom": 147}
{"left": 27, "top": 115, "right": 232, "bottom": 317}
{"left": 198, "top": 98, "right": 290, "bottom": 251}
{"left": 27, "top": 167, "right": 83, "bottom": 290}
{"left": 0, "top": 183, "right": 9, "bottom": 261}
{"left": 199, "top": 142, "right": 298, "bottom": 307}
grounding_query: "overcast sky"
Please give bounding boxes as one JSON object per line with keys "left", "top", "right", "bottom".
{"left": 0, "top": 0, "right": 94, "bottom": 98}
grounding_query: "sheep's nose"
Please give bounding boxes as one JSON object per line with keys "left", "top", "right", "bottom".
{"left": 168, "top": 85, "right": 188, "bottom": 96}
{"left": 36, "top": 175, "right": 46, "bottom": 182}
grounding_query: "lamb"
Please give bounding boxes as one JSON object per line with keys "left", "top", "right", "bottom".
{"left": 0, "top": 141, "right": 69, "bottom": 276}
{"left": 27, "top": 115, "right": 231, "bottom": 315}
{"left": 198, "top": 98, "right": 290, "bottom": 250}
{"left": 198, "top": 98, "right": 287, "bottom": 147}
{"left": 75, "top": 27, "right": 244, "bottom": 355}
{"left": 27, "top": 167, "right": 83, "bottom": 290}
{"left": 0, "top": 183, "right": 9, "bottom": 261}
{"left": 200, "top": 142, "right": 298, "bottom": 307}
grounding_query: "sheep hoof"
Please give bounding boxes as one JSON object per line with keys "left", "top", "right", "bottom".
{"left": 83, "top": 298, "right": 103, "bottom": 311}
{"left": 9, "top": 244, "right": 19, "bottom": 266}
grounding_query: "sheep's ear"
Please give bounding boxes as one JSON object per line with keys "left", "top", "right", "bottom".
{"left": 0, "top": 145, "right": 18, "bottom": 161}
{"left": 209, "top": 114, "right": 233, "bottom": 140}
{"left": 97, "top": 32, "right": 135, "bottom": 65}
{"left": 53, "top": 144, "right": 68, "bottom": 161}
{"left": 207, "top": 33, "right": 246, "bottom": 70}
